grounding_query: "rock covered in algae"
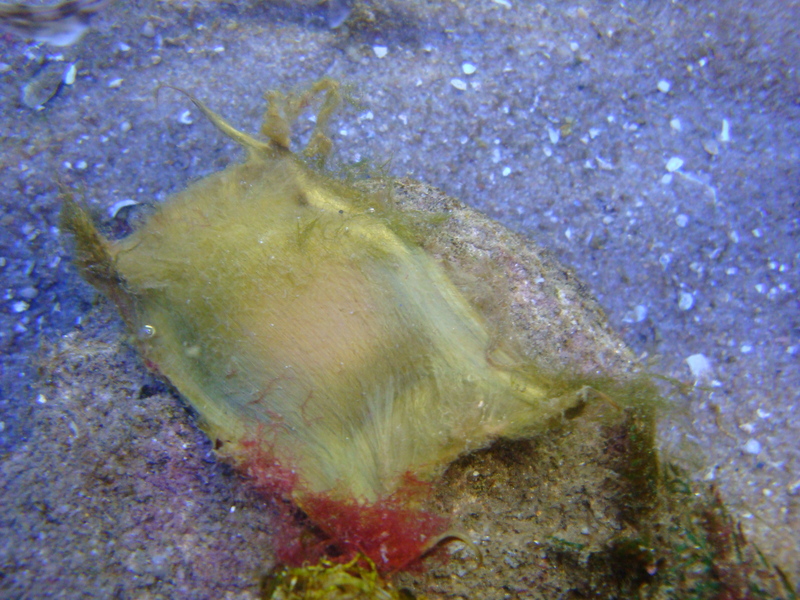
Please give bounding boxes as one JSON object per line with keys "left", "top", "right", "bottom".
{"left": 62, "top": 79, "right": 638, "bottom": 571}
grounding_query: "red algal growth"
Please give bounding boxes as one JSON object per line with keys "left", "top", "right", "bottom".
{"left": 237, "top": 440, "right": 449, "bottom": 573}
{"left": 300, "top": 483, "right": 451, "bottom": 572}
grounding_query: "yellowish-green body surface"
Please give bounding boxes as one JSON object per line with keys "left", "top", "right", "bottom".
{"left": 63, "top": 80, "right": 589, "bottom": 508}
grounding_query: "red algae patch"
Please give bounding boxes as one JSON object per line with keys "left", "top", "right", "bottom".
{"left": 299, "top": 486, "right": 451, "bottom": 572}
{"left": 241, "top": 437, "right": 449, "bottom": 572}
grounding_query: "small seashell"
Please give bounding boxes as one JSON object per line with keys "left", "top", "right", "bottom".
{"left": 21, "top": 63, "right": 64, "bottom": 109}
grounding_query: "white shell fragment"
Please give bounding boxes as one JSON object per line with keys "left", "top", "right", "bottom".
{"left": 108, "top": 199, "right": 140, "bottom": 218}
{"left": 702, "top": 139, "right": 719, "bottom": 155}
{"left": 63, "top": 63, "right": 77, "bottom": 85}
{"left": 462, "top": 62, "right": 477, "bottom": 75}
{"left": 743, "top": 439, "right": 762, "bottom": 455}
{"left": 665, "top": 157, "right": 684, "bottom": 172}
{"left": 685, "top": 353, "right": 712, "bottom": 380}
{"left": 450, "top": 78, "right": 467, "bottom": 91}
{"left": 678, "top": 291, "right": 694, "bottom": 311}
{"left": 372, "top": 45, "right": 388, "bottom": 59}
{"left": 657, "top": 79, "right": 671, "bottom": 93}
{"left": 720, "top": 118, "right": 731, "bottom": 143}
{"left": 108, "top": 78, "right": 124, "bottom": 89}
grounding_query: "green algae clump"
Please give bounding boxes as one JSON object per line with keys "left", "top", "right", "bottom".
{"left": 62, "top": 79, "right": 618, "bottom": 570}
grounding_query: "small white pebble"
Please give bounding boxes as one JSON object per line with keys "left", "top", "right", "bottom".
{"left": 740, "top": 344, "right": 753, "bottom": 354}
{"left": 372, "top": 45, "right": 388, "bottom": 58}
{"left": 63, "top": 63, "right": 77, "bottom": 85}
{"left": 547, "top": 127, "right": 560, "bottom": 144}
{"left": 675, "top": 214, "right": 689, "bottom": 227}
{"left": 743, "top": 439, "right": 761, "bottom": 455}
{"left": 230, "top": 506, "right": 236, "bottom": 513}
{"left": 36, "top": 393, "right": 47, "bottom": 404}
{"left": 213, "top": 46, "right": 225, "bottom": 53}
{"left": 757, "top": 409, "right": 771, "bottom": 419}
{"left": 588, "top": 127, "right": 601, "bottom": 139}
{"left": 665, "top": 156, "right": 684, "bottom": 172}
{"left": 450, "top": 78, "right": 467, "bottom": 91}
{"left": 763, "top": 488, "right": 773, "bottom": 498}
{"left": 118, "top": 42, "right": 131, "bottom": 52}
{"left": 542, "top": 146, "right": 552, "bottom": 157}
{"left": 685, "top": 353, "right": 712, "bottom": 380}
{"left": 76, "top": 160, "right": 88, "bottom": 170}
{"left": 661, "top": 173, "right": 673, "bottom": 185}
{"left": 120, "top": 120, "right": 132, "bottom": 133}
{"left": 751, "top": 228, "right": 763, "bottom": 238}
{"left": 461, "top": 62, "right": 476, "bottom": 75}
{"left": 502, "top": 166, "right": 511, "bottom": 177}
{"left": 491, "top": 0, "right": 511, "bottom": 7}
{"left": 108, "top": 78, "right": 124, "bottom": 89}
{"left": 702, "top": 139, "right": 719, "bottom": 155}
{"left": 634, "top": 305, "right": 647, "bottom": 322}
{"left": 178, "top": 110, "right": 193, "bottom": 125}
{"left": 754, "top": 283, "right": 765, "bottom": 294}
{"left": 678, "top": 291, "right": 694, "bottom": 311}
{"left": 569, "top": 41, "right": 579, "bottom": 52}
{"left": 670, "top": 118, "right": 682, "bottom": 131}
{"left": 720, "top": 118, "right": 731, "bottom": 143}
{"left": 11, "top": 300, "right": 29, "bottom": 313}
{"left": 657, "top": 79, "right": 671, "bottom": 93}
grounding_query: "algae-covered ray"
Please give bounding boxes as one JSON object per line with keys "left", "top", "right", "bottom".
{"left": 62, "top": 78, "right": 628, "bottom": 568}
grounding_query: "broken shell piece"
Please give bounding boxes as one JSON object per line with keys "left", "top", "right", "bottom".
{"left": 702, "top": 139, "right": 719, "bottom": 156}
{"left": 22, "top": 62, "right": 64, "bottom": 109}
{"left": 108, "top": 199, "right": 140, "bottom": 218}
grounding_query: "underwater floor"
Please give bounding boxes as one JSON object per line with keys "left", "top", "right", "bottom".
{"left": 0, "top": 0, "right": 797, "bottom": 597}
